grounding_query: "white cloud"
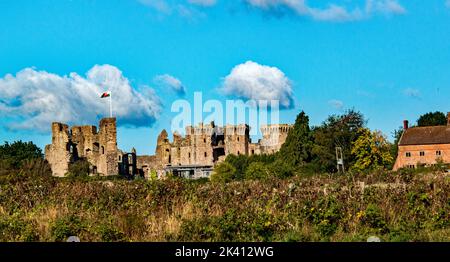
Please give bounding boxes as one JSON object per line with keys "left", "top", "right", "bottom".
{"left": 138, "top": 0, "right": 171, "bottom": 14}
{"left": 220, "top": 61, "right": 294, "bottom": 109}
{"left": 328, "top": 99, "right": 344, "bottom": 110}
{"left": 138, "top": 0, "right": 209, "bottom": 20}
{"left": 0, "top": 65, "right": 161, "bottom": 132}
{"left": 366, "top": 0, "right": 406, "bottom": 15}
{"left": 245, "top": 0, "right": 406, "bottom": 22}
{"left": 153, "top": 74, "right": 186, "bottom": 95}
{"left": 188, "top": 0, "right": 217, "bottom": 7}
{"left": 403, "top": 88, "right": 421, "bottom": 99}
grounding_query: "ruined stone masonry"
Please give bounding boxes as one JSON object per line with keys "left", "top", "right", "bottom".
{"left": 45, "top": 118, "right": 293, "bottom": 178}
{"left": 45, "top": 118, "right": 120, "bottom": 177}
{"left": 137, "top": 122, "right": 293, "bottom": 178}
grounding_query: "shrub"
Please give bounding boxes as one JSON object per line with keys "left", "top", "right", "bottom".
{"left": 361, "top": 204, "right": 388, "bottom": 233}
{"left": 211, "top": 162, "right": 237, "bottom": 183}
{"left": 269, "top": 159, "right": 294, "bottom": 178}
{"left": 244, "top": 162, "right": 271, "bottom": 180}
{"left": 97, "top": 223, "right": 126, "bottom": 242}
{"left": 223, "top": 154, "right": 248, "bottom": 179}
{"left": 51, "top": 215, "right": 85, "bottom": 241}
{"left": 304, "top": 197, "right": 343, "bottom": 238}
{"left": 0, "top": 215, "right": 39, "bottom": 241}
{"left": 67, "top": 159, "right": 90, "bottom": 178}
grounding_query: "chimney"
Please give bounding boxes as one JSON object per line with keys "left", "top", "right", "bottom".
{"left": 447, "top": 112, "right": 450, "bottom": 126}
{"left": 403, "top": 120, "right": 409, "bottom": 130}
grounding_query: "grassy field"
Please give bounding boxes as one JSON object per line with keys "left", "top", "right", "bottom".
{"left": 0, "top": 160, "right": 449, "bottom": 242}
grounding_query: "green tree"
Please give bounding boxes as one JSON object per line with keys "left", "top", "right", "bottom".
{"left": 311, "top": 109, "right": 365, "bottom": 172}
{"left": 351, "top": 128, "right": 393, "bottom": 171}
{"left": 0, "top": 140, "right": 43, "bottom": 168}
{"left": 277, "top": 111, "right": 313, "bottom": 168}
{"left": 389, "top": 126, "right": 404, "bottom": 168}
{"left": 244, "top": 162, "right": 271, "bottom": 180}
{"left": 211, "top": 162, "right": 237, "bottom": 183}
{"left": 222, "top": 154, "right": 248, "bottom": 179}
{"left": 417, "top": 111, "right": 447, "bottom": 127}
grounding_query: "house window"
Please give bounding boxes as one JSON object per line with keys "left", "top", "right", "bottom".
{"left": 436, "top": 150, "right": 442, "bottom": 156}
{"left": 406, "top": 152, "right": 411, "bottom": 157}
{"left": 420, "top": 151, "right": 425, "bottom": 156}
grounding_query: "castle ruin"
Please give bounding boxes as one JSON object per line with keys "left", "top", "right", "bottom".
{"left": 45, "top": 117, "right": 293, "bottom": 178}
{"left": 45, "top": 118, "right": 121, "bottom": 177}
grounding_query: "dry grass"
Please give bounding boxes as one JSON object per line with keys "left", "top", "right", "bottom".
{"left": 0, "top": 169, "right": 449, "bottom": 242}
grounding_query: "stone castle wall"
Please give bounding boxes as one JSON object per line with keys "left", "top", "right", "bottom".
{"left": 134, "top": 122, "right": 293, "bottom": 177}
{"left": 45, "top": 118, "right": 293, "bottom": 178}
{"left": 45, "top": 118, "right": 119, "bottom": 177}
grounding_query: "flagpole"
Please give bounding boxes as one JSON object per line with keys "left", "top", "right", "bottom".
{"left": 109, "top": 90, "right": 112, "bottom": 118}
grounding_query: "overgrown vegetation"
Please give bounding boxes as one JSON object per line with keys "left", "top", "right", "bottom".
{"left": 0, "top": 160, "right": 448, "bottom": 242}
{"left": 0, "top": 140, "right": 43, "bottom": 169}
{"left": 0, "top": 109, "right": 449, "bottom": 242}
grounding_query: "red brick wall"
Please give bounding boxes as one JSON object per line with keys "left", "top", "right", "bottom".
{"left": 393, "top": 144, "right": 450, "bottom": 170}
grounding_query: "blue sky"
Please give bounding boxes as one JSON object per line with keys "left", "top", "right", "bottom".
{"left": 1, "top": 0, "right": 450, "bottom": 155}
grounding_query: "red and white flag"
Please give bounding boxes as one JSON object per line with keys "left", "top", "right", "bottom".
{"left": 100, "top": 91, "right": 112, "bottom": 117}
{"left": 100, "top": 91, "right": 111, "bottom": 98}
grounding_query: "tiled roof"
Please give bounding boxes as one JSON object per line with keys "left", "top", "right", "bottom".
{"left": 399, "top": 126, "right": 450, "bottom": 146}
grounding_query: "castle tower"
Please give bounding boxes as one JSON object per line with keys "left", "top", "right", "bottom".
{"left": 45, "top": 122, "right": 71, "bottom": 177}
{"left": 260, "top": 124, "right": 293, "bottom": 154}
{"left": 224, "top": 124, "right": 250, "bottom": 156}
{"left": 156, "top": 129, "right": 172, "bottom": 165}
{"left": 98, "top": 117, "right": 119, "bottom": 176}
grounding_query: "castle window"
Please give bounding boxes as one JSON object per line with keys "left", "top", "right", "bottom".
{"left": 118, "top": 155, "right": 121, "bottom": 161}
{"left": 408, "top": 165, "right": 415, "bottom": 169}
{"left": 93, "top": 143, "right": 99, "bottom": 152}
{"left": 436, "top": 150, "right": 442, "bottom": 156}
{"left": 251, "top": 150, "right": 255, "bottom": 155}
{"left": 406, "top": 152, "right": 411, "bottom": 157}
{"left": 420, "top": 151, "right": 425, "bottom": 156}
{"left": 237, "top": 151, "right": 240, "bottom": 155}
{"left": 92, "top": 166, "right": 97, "bottom": 174}
{"left": 188, "top": 153, "right": 191, "bottom": 158}
{"left": 237, "top": 137, "right": 240, "bottom": 142}
{"left": 204, "top": 152, "right": 207, "bottom": 157}
{"left": 102, "top": 146, "right": 105, "bottom": 154}
{"left": 204, "top": 138, "right": 206, "bottom": 143}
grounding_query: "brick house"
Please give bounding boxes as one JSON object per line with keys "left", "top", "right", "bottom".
{"left": 393, "top": 112, "right": 450, "bottom": 170}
